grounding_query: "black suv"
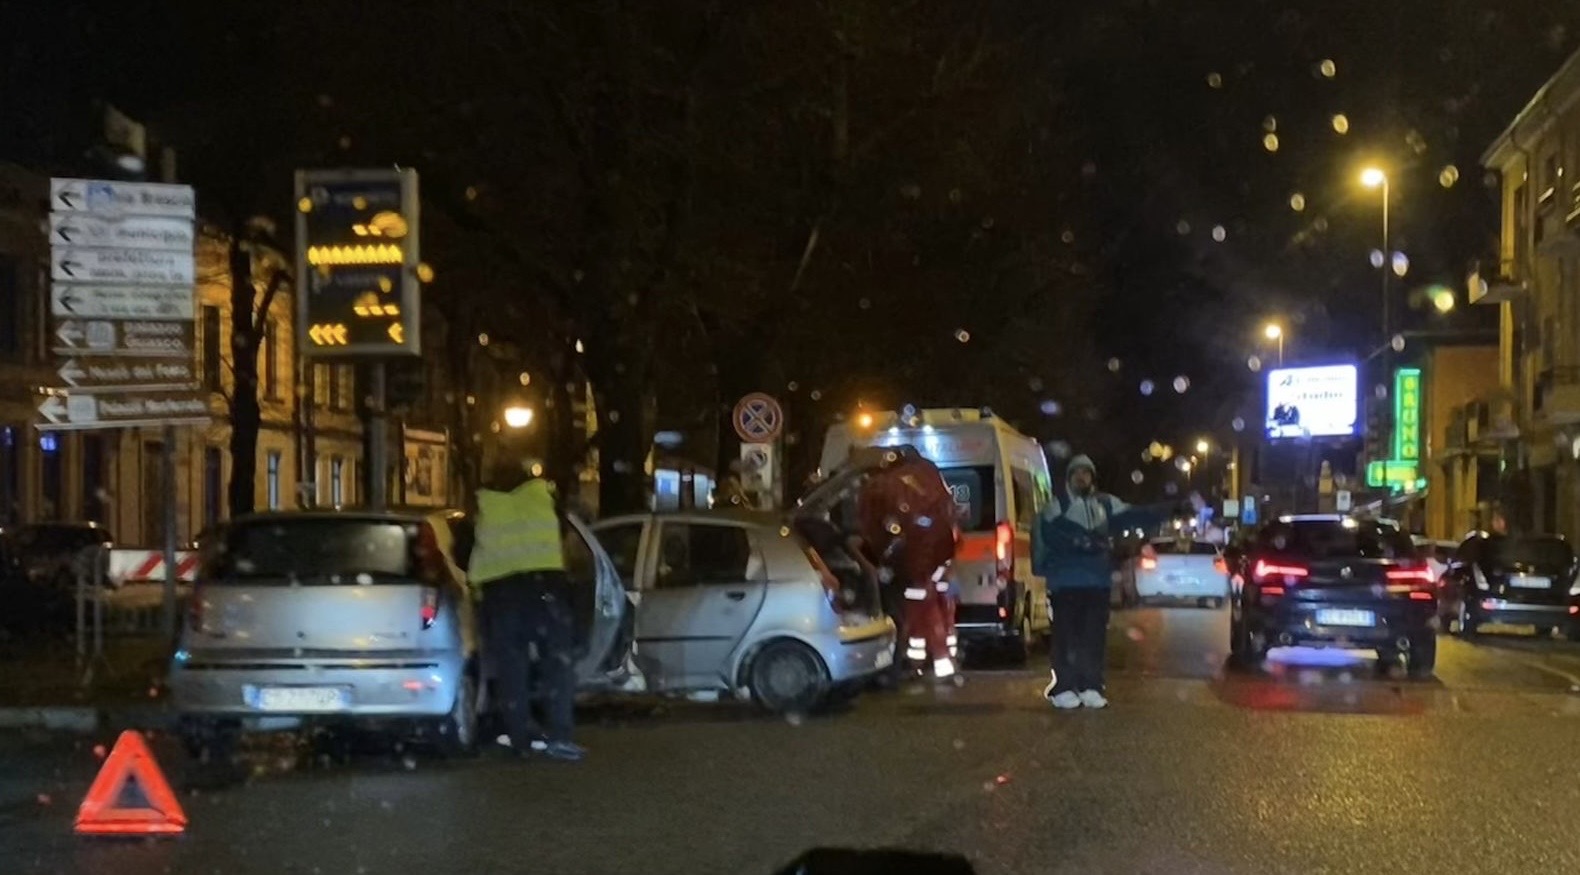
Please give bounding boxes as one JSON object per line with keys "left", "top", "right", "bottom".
{"left": 1230, "top": 515, "right": 1436, "bottom": 676}
{"left": 1438, "top": 533, "right": 1579, "bottom": 639}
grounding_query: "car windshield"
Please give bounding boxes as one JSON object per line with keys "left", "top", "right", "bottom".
{"left": 1256, "top": 521, "right": 1417, "bottom": 560}
{"left": 1485, "top": 536, "right": 1573, "bottom": 571}
{"left": 204, "top": 518, "right": 419, "bottom": 582}
{"left": 1151, "top": 539, "right": 1218, "bottom": 555}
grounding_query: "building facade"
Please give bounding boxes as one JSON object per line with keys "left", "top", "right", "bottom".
{"left": 1477, "top": 45, "right": 1580, "bottom": 540}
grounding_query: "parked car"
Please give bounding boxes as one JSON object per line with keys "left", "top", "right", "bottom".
{"left": 590, "top": 506, "right": 896, "bottom": 714}
{"left": 1134, "top": 537, "right": 1228, "bottom": 607}
{"left": 169, "top": 510, "right": 487, "bottom": 758}
{"left": 1229, "top": 515, "right": 1436, "bottom": 676}
{"left": 1437, "top": 532, "right": 1579, "bottom": 639}
{"left": 1412, "top": 536, "right": 1457, "bottom": 585}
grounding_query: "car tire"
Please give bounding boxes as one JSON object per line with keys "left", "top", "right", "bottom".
{"left": 749, "top": 640, "right": 830, "bottom": 714}
{"left": 432, "top": 672, "right": 479, "bottom": 758}
{"left": 1229, "top": 616, "right": 1264, "bottom": 669}
{"left": 1010, "top": 612, "right": 1035, "bottom": 664}
{"left": 1405, "top": 634, "right": 1437, "bottom": 678}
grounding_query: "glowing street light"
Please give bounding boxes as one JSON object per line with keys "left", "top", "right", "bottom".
{"left": 856, "top": 412, "right": 875, "bottom": 429}
{"left": 1196, "top": 439, "right": 1210, "bottom": 455}
{"left": 503, "top": 406, "right": 535, "bottom": 429}
{"left": 1359, "top": 167, "right": 1387, "bottom": 189}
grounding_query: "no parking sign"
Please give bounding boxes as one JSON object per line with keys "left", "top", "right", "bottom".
{"left": 733, "top": 393, "right": 783, "bottom": 443}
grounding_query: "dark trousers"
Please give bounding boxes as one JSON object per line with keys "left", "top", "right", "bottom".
{"left": 483, "top": 571, "right": 576, "bottom": 747}
{"left": 1048, "top": 587, "right": 1111, "bottom": 695}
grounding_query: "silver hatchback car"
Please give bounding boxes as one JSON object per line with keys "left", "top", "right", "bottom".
{"left": 168, "top": 510, "right": 481, "bottom": 757}
{"left": 590, "top": 505, "right": 896, "bottom": 714}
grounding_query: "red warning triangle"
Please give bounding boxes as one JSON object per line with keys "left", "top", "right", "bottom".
{"left": 75, "top": 730, "right": 187, "bottom": 836}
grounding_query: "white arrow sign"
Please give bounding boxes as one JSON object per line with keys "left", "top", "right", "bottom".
{"left": 37, "top": 395, "right": 67, "bottom": 425}
{"left": 52, "top": 284, "right": 194, "bottom": 320}
{"left": 50, "top": 178, "right": 195, "bottom": 218}
{"left": 51, "top": 247, "right": 194, "bottom": 285}
{"left": 49, "top": 213, "right": 194, "bottom": 251}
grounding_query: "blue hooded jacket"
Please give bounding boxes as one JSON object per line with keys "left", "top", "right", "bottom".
{"left": 1032, "top": 455, "right": 1169, "bottom": 591}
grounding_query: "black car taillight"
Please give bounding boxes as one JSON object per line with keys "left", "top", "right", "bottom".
{"left": 1386, "top": 564, "right": 1436, "bottom": 600}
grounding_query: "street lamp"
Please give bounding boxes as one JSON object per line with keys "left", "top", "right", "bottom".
{"left": 1195, "top": 439, "right": 1210, "bottom": 455}
{"left": 1263, "top": 322, "right": 1284, "bottom": 365}
{"left": 1360, "top": 167, "right": 1392, "bottom": 346}
{"left": 503, "top": 405, "right": 535, "bottom": 429}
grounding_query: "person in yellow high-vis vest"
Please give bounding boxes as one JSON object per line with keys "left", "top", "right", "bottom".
{"left": 470, "top": 459, "right": 584, "bottom": 762}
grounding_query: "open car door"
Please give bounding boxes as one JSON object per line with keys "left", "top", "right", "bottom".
{"left": 563, "top": 514, "right": 635, "bottom": 687}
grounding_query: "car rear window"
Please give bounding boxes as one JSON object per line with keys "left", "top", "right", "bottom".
{"left": 205, "top": 518, "right": 423, "bottom": 583}
{"left": 1151, "top": 539, "right": 1218, "bottom": 555}
{"left": 1256, "top": 521, "right": 1416, "bottom": 560}
{"left": 939, "top": 466, "right": 996, "bottom": 532}
{"left": 1485, "top": 536, "right": 1573, "bottom": 571}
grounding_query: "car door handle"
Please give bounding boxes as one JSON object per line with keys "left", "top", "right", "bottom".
{"left": 724, "top": 590, "right": 747, "bottom": 601}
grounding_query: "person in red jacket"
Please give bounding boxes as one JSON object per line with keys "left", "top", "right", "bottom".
{"left": 855, "top": 453, "right": 960, "bottom": 679}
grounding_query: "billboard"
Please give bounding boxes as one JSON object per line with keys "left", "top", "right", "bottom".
{"left": 1265, "top": 364, "right": 1357, "bottom": 440}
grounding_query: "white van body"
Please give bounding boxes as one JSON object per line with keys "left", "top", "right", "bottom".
{"left": 819, "top": 409, "right": 1053, "bottom": 652}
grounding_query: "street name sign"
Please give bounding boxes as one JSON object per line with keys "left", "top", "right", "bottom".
{"left": 49, "top": 213, "right": 194, "bottom": 251}
{"left": 51, "top": 246, "right": 195, "bottom": 285}
{"left": 51, "top": 284, "right": 194, "bottom": 320}
{"left": 41, "top": 177, "right": 204, "bottom": 432}
{"left": 53, "top": 319, "right": 196, "bottom": 357}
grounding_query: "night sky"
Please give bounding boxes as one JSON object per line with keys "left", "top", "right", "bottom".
{"left": 3, "top": 1, "right": 1577, "bottom": 498}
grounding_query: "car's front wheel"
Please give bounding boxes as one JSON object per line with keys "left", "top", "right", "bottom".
{"left": 749, "top": 640, "right": 830, "bottom": 714}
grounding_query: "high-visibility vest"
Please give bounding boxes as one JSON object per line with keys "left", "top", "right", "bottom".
{"left": 469, "top": 479, "right": 565, "bottom": 585}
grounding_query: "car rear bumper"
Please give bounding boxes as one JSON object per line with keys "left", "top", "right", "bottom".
{"left": 1251, "top": 601, "right": 1435, "bottom": 647}
{"left": 822, "top": 627, "right": 897, "bottom": 682}
{"left": 1135, "top": 574, "right": 1227, "bottom": 600}
{"left": 955, "top": 603, "right": 1012, "bottom": 637}
{"left": 1471, "top": 598, "right": 1576, "bottom": 626}
{"left": 168, "top": 651, "right": 466, "bottom": 721}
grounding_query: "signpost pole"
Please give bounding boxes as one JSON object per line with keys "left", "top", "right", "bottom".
{"left": 161, "top": 424, "right": 178, "bottom": 640}
{"left": 368, "top": 361, "right": 389, "bottom": 511}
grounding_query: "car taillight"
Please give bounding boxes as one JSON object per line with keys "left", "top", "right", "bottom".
{"left": 1252, "top": 560, "right": 1308, "bottom": 583}
{"left": 1258, "top": 585, "right": 1285, "bottom": 600}
{"left": 1386, "top": 564, "right": 1436, "bottom": 600}
{"left": 420, "top": 586, "right": 439, "bottom": 629}
{"left": 1140, "top": 556, "right": 1158, "bottom": 571}
{"left": 1213, "top": 556, "right": 1228, "bottom": 574}
{"left": 995, "top": 521, "right": 1013, "bottom": 582}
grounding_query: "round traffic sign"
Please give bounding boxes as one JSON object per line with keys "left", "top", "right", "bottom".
{"left": 733, "top": 393, "right": 784, "bottom": 443}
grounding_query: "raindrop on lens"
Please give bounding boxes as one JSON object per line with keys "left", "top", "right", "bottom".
{"left": 1173, "top": 375, "right": 1190, "bottom": 394}
{"left": 1130, "top": 470, "right": 1144, "bottom": 485}
{"left": 1139, "top": 380, "right": 1155, "bottom": 396}
{"left": 1391, "top": 334, "right": 1406, "bottom": 352}
{"left": 1369, "top": 249, "right": 1385, "bottom": 269}
{"left": 1107, "top": 357, "right": 1122, "bottom": 372}
{"left": 1391, "top": 252, "right": 1409, "bottom": 277}
{"left": 1206, "top": 72, "right": 1223, "bottom": 89}
{"left": 1319, "top": 59, "right": 1337, "bottom": 78}
{"left": 955, "top": 329, "right": 971, "bottom": 343}
{"left": 1040, "top": 400, "right": 1062, "bottom": 416}
{"left": 1175, "top": 220, "right": 1191, "bottom": 235}
{"left": 1439, "top": 165, "right": 1460, "bottom": 188}
{"left": 1211, "top": 225, "right": 1227, "bottom": 242}
{"left": 1331, "top": 114, "right": 1350, "bottom": 134}
{"left": 1047, "top": 440, "right": 1072, "bottom": 459}
{"left": 1289, "top": 193, "right": 1306, "bottom": 211}
{"left": 1231, "top": 416, "right": 1246, "bottom": 432}
{"left": 1247, "top": 356, "right": 1262, "bottom": 372}
{"left": 1164, "top": 482, "right": 1179, "bottom": 496}
{"left": 1262, "top": 133, "right": 1279, "bottom": 152}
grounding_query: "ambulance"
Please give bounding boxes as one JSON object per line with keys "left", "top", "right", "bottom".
{"left": 819, "top": 408, "right": 1053, "bottom": 657}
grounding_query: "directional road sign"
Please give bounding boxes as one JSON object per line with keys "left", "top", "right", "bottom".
{"left": 43, "top": 177, "right": 203, "bottom": 432}
{"left": 295, "top": 168, "right": 421, "bottom": 357}
{"left": 733, "top": 393, "right": 784, "bottom": 443}
{"left": 50, "top": 178, "right": 195, "bottom": 218}
{"left": 51, "top": 246, "right": 194, "bottom": 285}
{"left": 56, "top": 356, "right": 197, "bottom": 391}
{"left": 37, "top": 389, "right": 209, "bottom": 431}
{"left": 51, "top": 284, "right": 194, "bottom": 320}
{"left": 52, "top": 318, "right": 195, "bottom": 357}
{"left": 49, "top": 213, "right": 194, "bottom": 251}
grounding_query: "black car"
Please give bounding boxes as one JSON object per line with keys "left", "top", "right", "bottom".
{"left": 1229, "top": 515, "right": 1436, "bottom": 676}
{"left": 1438, "top": 533, "right": 1579, "bottom": 640}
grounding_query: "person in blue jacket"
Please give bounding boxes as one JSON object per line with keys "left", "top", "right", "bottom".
{"left": 1033, "top": 454, "right": 1181, "bottom": 710}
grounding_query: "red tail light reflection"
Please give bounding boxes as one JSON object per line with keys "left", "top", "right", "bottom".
{"left": 1252, "top": 560, "right": 1308, "bottom": 582}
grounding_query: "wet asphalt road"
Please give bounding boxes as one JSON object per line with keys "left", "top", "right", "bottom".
{"left": 5, "top": 606, "right": 1580, "bottom": 875}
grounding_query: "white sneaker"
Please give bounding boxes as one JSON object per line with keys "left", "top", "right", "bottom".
{"left": 1049, "top": 690, "right": 1082, "bottom": 709}
{"left": 1078, "top": 689, "right": 1108, "bottom": 709}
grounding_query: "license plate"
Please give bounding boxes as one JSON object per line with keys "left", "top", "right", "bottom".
{"left": 251, "top": 686, "right": 349, "bottom": 712}
{"left": 1315, "top": 609, "right": 1375, "bottom": 627}
{"left": 1510, "top": 575, "right": 1552, "bottom": 589}
{"left": 1168, "top": 575, "right": 1199, "bottom": 586}
{"left": 875, "top": 649, "right": 894, "bottom": 670}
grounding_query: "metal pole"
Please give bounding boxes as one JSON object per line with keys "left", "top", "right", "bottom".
{"left": 1380, "top": 179, "right": 1392, "bottom": 500}
{"left": 161, "top": 424, "right": 178, "bottom": 640}
{"left": 368, "top": 362, "right": 389, "bottom": 510}
{"left": 1278, "top": 335, "right": 1284, "bottom": 366}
